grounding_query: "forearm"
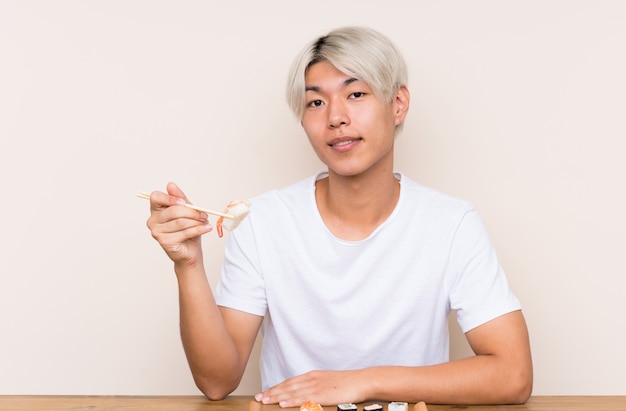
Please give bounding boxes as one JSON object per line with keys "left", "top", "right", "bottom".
{"left": 363, "top": 310, "right": 533, "bottom": 405}
{"left": 175, "top": 261, "right": 243, "bottom": 399}
{"left": 256, "top": 355, "right": 529, "bottom": 407}
{"left": 363, "top": 355, "right": 532, "bottom": 405}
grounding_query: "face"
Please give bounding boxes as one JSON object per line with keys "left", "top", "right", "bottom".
{"left": 301, "top": 61, "right": 409, "bottom": 179}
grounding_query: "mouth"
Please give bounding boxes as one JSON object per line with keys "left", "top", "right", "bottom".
{"left": 328, "top": 137, "right": 363, "bottom": 147}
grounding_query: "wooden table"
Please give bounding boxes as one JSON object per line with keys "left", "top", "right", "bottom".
{"left": 0, "top": 395, "right": 625, "bottom": 410}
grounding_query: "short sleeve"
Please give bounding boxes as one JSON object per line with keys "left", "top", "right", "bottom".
{"left": 214, "top": 215, "right": 267, "bottom": 317}
{"left": 448, "top": 209, "right": 521, "bottom": 333}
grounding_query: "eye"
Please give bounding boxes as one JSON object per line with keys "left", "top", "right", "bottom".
{"left": 307, "top": 99, "right": 324, "bottom": 108}
{"left": 349, "top": 91, "right": 366, "bottom": 99}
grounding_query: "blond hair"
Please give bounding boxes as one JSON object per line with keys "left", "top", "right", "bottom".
{"left": 286, "top": 26, "right": 408, "bottom": 119}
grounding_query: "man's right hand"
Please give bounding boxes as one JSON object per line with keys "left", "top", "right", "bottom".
{"left": 145, "top": 182, "right": 213, "bottom": 267}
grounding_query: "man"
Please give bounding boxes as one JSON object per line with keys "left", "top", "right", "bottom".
{"left": 145, "top": 26, "right": 532, "bottom": 407}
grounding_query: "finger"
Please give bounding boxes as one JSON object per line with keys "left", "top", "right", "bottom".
{"left": 149, "top": 195, "right": 210, "bottom": 228}
{"left": 157, "top": 214, "right": 212, "bottom": 235}
{"left": 148, "top": 206, "right": 212, "bottom": 245}
{"left": 258, "top": 379, "right": 313, "bottom": 407}
{"left": 166, "top": 182, "right": 191, "bottom": 203}
{"left": 151, "top": 220, "right": 213, "bottom": 251}
{"left": 156, "top": 223, "right": 213, "bottom": 246}
{"left": 149, "top": 189, "right": 184, "bottom": 210}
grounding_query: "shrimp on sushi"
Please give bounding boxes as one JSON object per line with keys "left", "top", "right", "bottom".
{"left": 216, "top": 200, "right": 251, "bottom": 237}
{"left": 300, "top": 401, "right": 324, "bottom": 411}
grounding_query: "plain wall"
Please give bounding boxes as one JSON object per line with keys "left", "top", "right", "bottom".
{"left": 1, "top": 0, "right": 625, "bottom": 396}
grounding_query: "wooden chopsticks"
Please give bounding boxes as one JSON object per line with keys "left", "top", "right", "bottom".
{"left": 137, "top": 192, "right": 235, "bottom": 219}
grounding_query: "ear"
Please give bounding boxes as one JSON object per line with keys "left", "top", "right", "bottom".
{"left": 393, "top": 85, "right": 410, "bottom": 126}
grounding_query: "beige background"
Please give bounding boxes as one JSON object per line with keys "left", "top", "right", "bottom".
{"left": 1, "top": 0, "right": 625, "bottom": 396}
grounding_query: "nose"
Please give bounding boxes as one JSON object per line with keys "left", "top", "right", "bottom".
{"left": 327, "top": 99, "right": 349, "bottom": 129}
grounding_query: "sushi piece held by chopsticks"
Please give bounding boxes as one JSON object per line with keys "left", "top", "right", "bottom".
{"left": 216, "top": 200, "right": 251, "bottom": 237}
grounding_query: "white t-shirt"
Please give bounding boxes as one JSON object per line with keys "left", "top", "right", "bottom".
{"left": 214, "top": 172, "right": 520, "bottom": 390}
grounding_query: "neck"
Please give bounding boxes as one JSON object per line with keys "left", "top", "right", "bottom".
{"left": 315, "top": 168, "right": 400, "bottom": 241}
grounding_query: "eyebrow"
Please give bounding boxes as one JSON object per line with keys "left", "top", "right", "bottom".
{"left": 305, "top": 77, "right": 359, "bottom": 92}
